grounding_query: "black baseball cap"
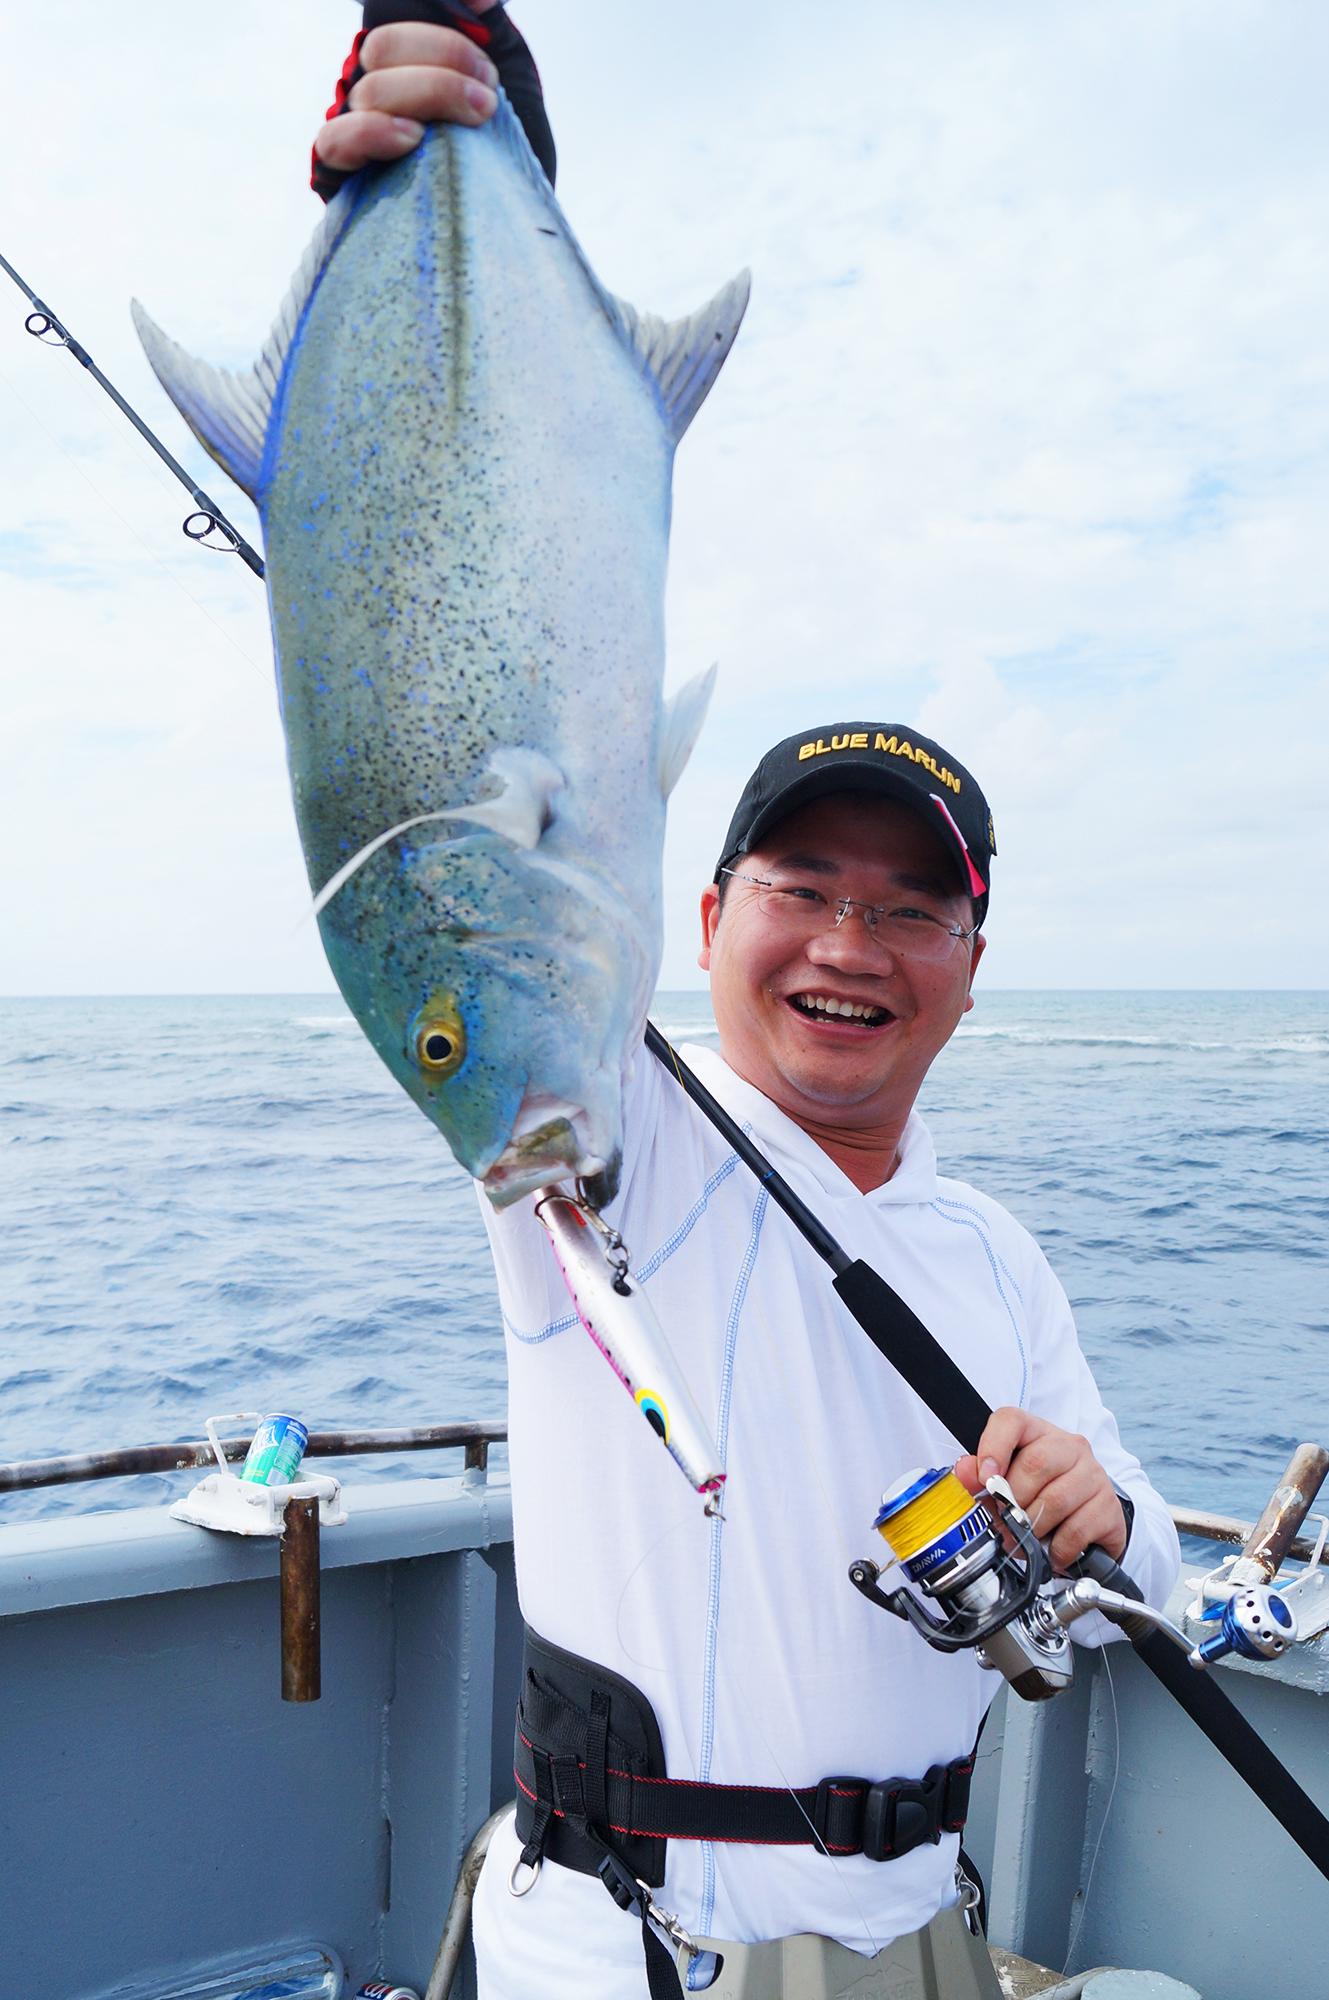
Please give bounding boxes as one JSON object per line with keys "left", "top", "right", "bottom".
{"left": 715, "top": 723, "right": 996, "bottom": 921}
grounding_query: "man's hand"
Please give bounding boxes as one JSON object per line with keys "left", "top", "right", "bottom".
{"left": 955, "top": 1408, "right": 1129, "bottom": 1572}
{"left": 314, "top": 17, "right": 502, "bottom": 179}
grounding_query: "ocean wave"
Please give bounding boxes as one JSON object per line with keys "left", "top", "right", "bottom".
{"left": 955, "top": 1024, "right": 1328, "bottom": 1056}
{"left": 653, "top": 1018, "right": 718, "bottom": 1043}
{"left": 4, "top": 989, "right": 1324, "bottom": 1526}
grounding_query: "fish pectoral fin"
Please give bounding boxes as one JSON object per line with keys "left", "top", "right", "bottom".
{"left": 613, "top": 269, "right": 752, "bottom": 445}
{"left": 447, "top": 748, "right": 566, "bottom": 850}
{"left": 132, "top": 179, "right": 360, "bottom": 500}
{"left": 659, "top": 663, "right": 718, "bottom": 798}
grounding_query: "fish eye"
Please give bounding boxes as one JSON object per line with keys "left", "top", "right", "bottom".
{"left": 413, "top": 1009, "right": 465, "bottom": 1078}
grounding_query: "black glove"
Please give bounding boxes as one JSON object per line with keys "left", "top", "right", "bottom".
{"left": 311, "top": 1, "right": 556, "bottom": 201}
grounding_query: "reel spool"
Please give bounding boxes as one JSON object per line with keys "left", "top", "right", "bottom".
{"left": 849, "top": 1465, "right": 1074, "bottom": 1702}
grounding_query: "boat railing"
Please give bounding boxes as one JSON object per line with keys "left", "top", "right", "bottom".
{"left": 3, "top": 1436, "right": 1326, "bottom": 1573}
{"left": 0, "top": 1418, "right": 509, "bottom": 1492}
{"left": 1167, "top": 1501, "right": 1326, "bottom": 1564}
{"left": 3, "top": 1430, "right": 1326, "bottom": 1569}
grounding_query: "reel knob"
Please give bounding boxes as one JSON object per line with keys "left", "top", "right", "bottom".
{"left": 1195, "top": 1586, "right": 1297, "bottom": 1665}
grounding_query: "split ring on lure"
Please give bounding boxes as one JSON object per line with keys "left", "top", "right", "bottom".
{"left": 534, "top": 1187, "right": 725, "bottom": 1514}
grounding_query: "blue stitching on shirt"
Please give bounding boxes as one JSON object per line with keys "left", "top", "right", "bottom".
{"left": 931, "top": 1194, "right": 1026, "bottom": 1305}
{"left": 503, "top": 1305, "right": 579, "bottom": 1347}
{"left": 635, "top": 1153, "right": 743, "bottom": 1283}
{"left": 928, "top": 1196, "right": 1028, "bottom": 1402}
{"left": 504, "top": 1153, "right": 743, "bottom": 1346}
{"left": 690, "top": 1188, "right": 768, "bottom": 1984}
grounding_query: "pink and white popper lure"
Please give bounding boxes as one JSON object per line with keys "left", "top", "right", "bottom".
{"left": 534, "top": 1188, "right": 726, "bottom": 1514}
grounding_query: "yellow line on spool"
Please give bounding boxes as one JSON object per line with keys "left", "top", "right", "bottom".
{"left": 877, "top": 1470, "right": 976, "bottom": 1562}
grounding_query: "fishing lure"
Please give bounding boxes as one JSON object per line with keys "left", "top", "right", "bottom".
{"left": 534, "top": 1187, "right": 725, "bottom": 1513}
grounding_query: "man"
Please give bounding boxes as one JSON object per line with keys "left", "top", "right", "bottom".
{"left": 313, "top": 21, "right": 1180, "bottom": 1999}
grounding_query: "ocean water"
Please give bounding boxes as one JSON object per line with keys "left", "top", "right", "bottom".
{"left": 2, "top": 990, "right": 1326, "bottom": 1529}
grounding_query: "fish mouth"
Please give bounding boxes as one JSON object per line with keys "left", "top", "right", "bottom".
{"left": 483, "top": 1091, "right": 619, "bottom": 1209}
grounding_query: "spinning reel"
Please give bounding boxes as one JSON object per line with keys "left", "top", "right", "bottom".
{"left": 849, "top": 1465, "right": 1075, "bottom": 1702}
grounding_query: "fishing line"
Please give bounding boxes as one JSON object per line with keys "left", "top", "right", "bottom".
{"left": 1061, "top": 1639, "right": 1121, "bottom": 1979}
{"left": 610, "top": 1506, "right": 887, "bottom": 1971}
{"left": 602, "top": 1137, "right": 916, "bottom": 1968}
{"left": 0, "top": 354, "right": 270, "bottom": 687}
{"left": 0, "top": 246, "right": 262, "bottom": 574}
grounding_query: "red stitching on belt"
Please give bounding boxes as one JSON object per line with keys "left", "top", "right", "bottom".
{"left": 513, "top": 1753, "right": 859, "bottom": 1851}
{"left": 517, "top": 1731, "right": 860, "bottom": 1803}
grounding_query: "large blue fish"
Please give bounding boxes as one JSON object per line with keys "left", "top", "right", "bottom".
{"left": 133, "top": 96, "right": 748, "bottom": 1204}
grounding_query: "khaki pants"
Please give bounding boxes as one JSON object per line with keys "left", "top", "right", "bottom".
{"left": 674, "top": 1901, "right": 1002, "bottom": 1999}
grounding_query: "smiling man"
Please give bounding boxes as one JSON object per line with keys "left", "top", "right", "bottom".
{"left": 312, "top": 20, "right": 1179, "bottom": 1999}
{"left": 473, "top": 729, "right": 1178, "bottom": 2000}
{"left": 702, "top": 727, "right": 992, "bottom": 1194}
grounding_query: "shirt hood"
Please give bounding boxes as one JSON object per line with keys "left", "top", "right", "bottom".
{"left": 677, "top": 1043, "right": 939, "bottom": 1207}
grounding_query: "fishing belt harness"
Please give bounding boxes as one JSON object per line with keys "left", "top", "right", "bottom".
{"left": 512, "top": 1628, "right": 979, "bottom": 2000}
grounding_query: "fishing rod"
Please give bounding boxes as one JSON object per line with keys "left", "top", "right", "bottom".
{"left": 644, "top": 1022, "right": 1329, "bottom": 1889}
{"left": 11, "top": 208, "right": 1329, "bottom": 1895}
{"left": 0, "top": 247, "right": 265, "bottom": 577}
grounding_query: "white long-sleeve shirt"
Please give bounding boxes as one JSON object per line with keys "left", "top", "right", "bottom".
{"left": 474, "top": 1043, "right": 1179, "bottom": 1993}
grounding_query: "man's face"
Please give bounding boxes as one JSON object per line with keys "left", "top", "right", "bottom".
{"left": 698, "top": 793, "right": 985, "bottom": 1143}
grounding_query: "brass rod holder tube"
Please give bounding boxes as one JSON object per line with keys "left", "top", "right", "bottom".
{"left": 1233, "top": 1443, "right": 1329, "bottom": 1587}
{"left": 280, "top": 1496, "right": 321, "bottom": 1703}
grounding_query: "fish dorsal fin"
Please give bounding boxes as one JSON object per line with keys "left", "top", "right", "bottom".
{"left": 611, "top": 274, "right": 752, "bottom": 445}
{"left": 131, "top": 182, "right": 360, "bottom": 500}
{"left": 659, "top": 663, "right": 718, "bottom": 797}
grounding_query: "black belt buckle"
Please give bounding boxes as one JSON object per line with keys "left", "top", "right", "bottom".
{"left": 596, "top": 1847, "right": 645, "bottom": 1915}
{"left": 811, "top": 1774, "right": 868, "bottom": 1854}
{"left": 861, "top": 1765, "right": 946, "bottom": 1861}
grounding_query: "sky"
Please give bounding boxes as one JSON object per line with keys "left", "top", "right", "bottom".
{"left": 2, "top": 0, "right": 1326, "bottom": 994}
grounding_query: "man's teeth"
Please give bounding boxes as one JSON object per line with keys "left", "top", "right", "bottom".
{"left": 792, "top": 994, "right": 888, "bottom": 1023}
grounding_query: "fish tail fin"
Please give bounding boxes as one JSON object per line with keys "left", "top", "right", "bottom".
{"left": 615, "top": 271, "right": 752, "bottom": 444}
{"left": 131, "top": 181, "right": 361, "bottom": 501}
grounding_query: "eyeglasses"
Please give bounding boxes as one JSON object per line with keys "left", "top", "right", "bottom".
{"left": 718, "top": 868, "right": 980, "bottom": 961}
